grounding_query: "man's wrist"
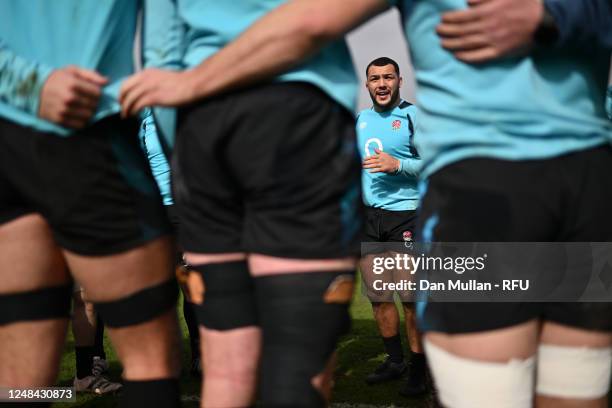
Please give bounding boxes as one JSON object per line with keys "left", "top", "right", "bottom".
{"left": 393, "top": 159, "right": 402, "bottom": 175}
{"left": 183, "top": 69, "right": 205, "bottom": 103}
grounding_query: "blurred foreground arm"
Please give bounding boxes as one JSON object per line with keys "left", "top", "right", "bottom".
{"left": 437, "top": 0, "right": 612, "bottom": 63}
{"left": 120, "top": 0, "right": 391, "bottom": 116}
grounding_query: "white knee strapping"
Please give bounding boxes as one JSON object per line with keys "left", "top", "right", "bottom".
{"left": 536, "top": 344, "right": 612, "bottom": 399}
{"left": 424, "top": 340, "right": 535, "bottom": 408}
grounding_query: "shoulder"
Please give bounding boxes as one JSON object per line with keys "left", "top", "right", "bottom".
{"left": 397, "top": 100, "right": 416, "bottom": 114}
{"left": 397, "top": 100, "right": 417, "bottom": 121}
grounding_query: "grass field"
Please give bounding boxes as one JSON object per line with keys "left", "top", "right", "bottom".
{"left": 52, "top": 277, "right": 433, "bottom": 407}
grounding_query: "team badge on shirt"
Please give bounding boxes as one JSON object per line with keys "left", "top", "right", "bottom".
{"left": 392, "top": 120, "right": 401, "bottom": 130}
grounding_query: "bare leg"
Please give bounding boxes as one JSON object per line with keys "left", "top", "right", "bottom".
{"left": 0, "top": 214, "right": 69, "bottom": 387}
{"left": 402, "top": 303, "right": 423, "bottom": 353}
{"left": 373, "top": 302, "right": 400, "bottom": 338}
{"left": 199, "top": 326, "right": 261, "bottom": 407}
{"left": 66, "top": 236, "right": 181, "bottom": 381}
{"left": 186, "top": 252, "right": 261, "bottom": 408}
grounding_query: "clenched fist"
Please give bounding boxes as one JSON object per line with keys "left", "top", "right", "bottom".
{"left": 38, "top": 65, "right": 107, "bottom": 129}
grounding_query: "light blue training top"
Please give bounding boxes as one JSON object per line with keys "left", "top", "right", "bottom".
{"left": 356, "top": 100, "right": 420, "bottom": 211}
{"left": 139, "top": 110, "right": 173, "bottom": 206}
{"left": 138, "top": 0, "right": 361, "bottom": 189}
{"left": 178, "top": 0, "right": 357, "bottom": 113}
{"left": 391, "top": 0, "right": 612, "bottom": 178}
{"left": 0, "top": 1, "right": 140, "bottom": 135}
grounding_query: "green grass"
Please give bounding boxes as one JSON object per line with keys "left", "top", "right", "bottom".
{"left": 53, "top": 276, "right": 431, "bottom": 407}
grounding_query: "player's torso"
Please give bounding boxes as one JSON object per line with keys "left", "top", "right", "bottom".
{"left": 176, "top": 0, "right": 358, "bottom": 112}
{"left": 0, "top": 0, "right": 140, "bottom": 135}
{"left": 357, "top": 103, "right": 416, "bottom": 163}
{"left": 397, "top": 0, "right": 612, "bottom": 177}
{"left": 357, "top": 102, "right": 419, "bottom": 210}
{"left": 0, "top": 1, "right": 137, "bottom": 78}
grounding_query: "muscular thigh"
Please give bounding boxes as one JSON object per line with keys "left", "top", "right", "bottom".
{"left": 0, "top": 214, "right": 67, "bottom": 293}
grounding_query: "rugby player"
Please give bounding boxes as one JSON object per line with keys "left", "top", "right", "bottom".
{"left": 124, "top": 2, "right": 368, "bottom": 406}
{"left": 414, "top": 1, "right": 612, "bottom": 407}
{"left": 120, "top": 0, "right": 612, "bottom": 406}
{"left": 357, "top": 57, "right": 426, "bottom": 395}
{"left": 0, "top": 2, "right": 182, "bottom": 407}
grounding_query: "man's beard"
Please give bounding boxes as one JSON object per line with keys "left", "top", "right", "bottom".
{"left": 371, "top": 88, "right": 399, "bottom": 110}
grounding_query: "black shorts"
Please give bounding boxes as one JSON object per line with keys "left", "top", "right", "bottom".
{"left": 417, "top": 146, "right": 612, "bottom": 334}
{"left": 361, "top": 207, "right": 417, "bottom": 302}
{"left": 363, "top": 206, "right": 417, "bottom": 245}
{"left": 172, "top": 82, "right": 361, "bottom": 258}
{"left": 0, "top": 115, "right": 170, "bottom": 256}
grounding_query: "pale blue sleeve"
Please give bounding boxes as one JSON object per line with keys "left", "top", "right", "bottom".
{"left": 0, "top": 38, "right": 54, "bottom": 116}
{"left": 139, "top": 109, "right": 173, "bottom": 205}
{"left": 396, "top": 107, "right": 421, "bottom": 177}
{"left": 142, "top": 0, "right": 186, "bottom": 70}
{"left": 396, "top": 157, "right": 420, "bottom": 177}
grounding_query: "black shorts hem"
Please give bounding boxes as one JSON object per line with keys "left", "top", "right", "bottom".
{"left": 544, "top": 314, "right": 612, "bottom": 333}
{"left": 419, "top": 303, "right": 537, "bottom": 334}
{"left": 180, "top": 243, "right": 359, "bottom": 260}
{"left": 57, "top": 231, "right": 172, "bottom": 257}
{"left": 0, "top": 209, "right": 35, "bottom": 226}
{"left": 420, "top": 305, "right": 612, "bottom": 334}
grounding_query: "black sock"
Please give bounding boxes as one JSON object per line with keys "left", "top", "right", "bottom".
{"left": 93, "top": 315, "right": 106, "bottom": 359}
{"left": 382, "top": 335, "right": 404, "bottom": 363}
{"left": 411, "top": 352, "right": 426, "bottom": 373}
{"left": 183, "top": 297, "right": 200, "bottom": 359}
{"left": 120, "top": 379, "right": 181, "bottom": 408}
{"left": 75, "top": 346, "right": 94, "bottom": 379}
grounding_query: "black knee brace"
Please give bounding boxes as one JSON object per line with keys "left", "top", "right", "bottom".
{"left": 255, "top": 270, "right": 355, "bottom": 407}
{"left": 0, "top": 283, "right": 72, "bottom": 325}
{"left": 189, "top": 261, "right": 258, "bottom": 330}
{"left": 94, "top": 278, "right": 178, "bottom": 328}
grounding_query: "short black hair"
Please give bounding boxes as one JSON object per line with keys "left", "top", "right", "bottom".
{"left": 366, "top": 57, "right": 400, "bottom": 77}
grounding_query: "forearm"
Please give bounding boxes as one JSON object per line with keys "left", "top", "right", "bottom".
{"left": 544, "top": 0, "right": 612, "bottom": 50}
{"left": 0, "top": 39, "right": 54, "bottom": 115}
{"left": 187, "top": 0, "right": 389, "bottom": 99}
